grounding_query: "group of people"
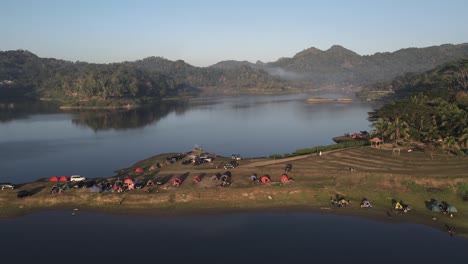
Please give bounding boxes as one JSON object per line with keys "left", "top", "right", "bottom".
{"left": 330, "top": 195, "right": 350, "bottom": 207}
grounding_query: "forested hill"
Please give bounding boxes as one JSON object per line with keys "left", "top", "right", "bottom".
{"left": 360, "top": 57, "right": 468, "bottom": 101}
{"left": 365, "top": 57, "right": 468, "bottom": 152}
{"left": 0, "top": 50, "right": 179, "bottom": 107}
{"left": 2, "top": 43, "right": 468, "bottom": 105}
{"left": 0, "top": 51, "right": 289, "bottom": 105}
{"left": 127, "top": 57, "right": 287, "bottom": 94}
{"left": 211, "top": 43, "right": 468, "bottom": 88}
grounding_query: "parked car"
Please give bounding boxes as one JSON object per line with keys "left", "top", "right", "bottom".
{"left": 231, "top": 154, "right": 242, "bottom": 160}
{"left": 224, "top": 161, "right": 238, "bottom": 169}
{"left": 84, "top": 180, "right": 96, "bottom": 188}
{"left": 0, "top": 183, "right": 15, "bottom": 190}
{"left": 17, "top": 190, "right": 31, "bottom": 198}
{"left": 285, "top": 164, "right": 293, "bottom": 172}
{"left": 70, "top": 175, "right": 86, "bottom": 182}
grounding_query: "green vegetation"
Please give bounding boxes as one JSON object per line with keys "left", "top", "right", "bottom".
{"left": 366, "top": 58, "right": 468, "bottom": 153}
{"left": 269, "top": 141, "right": 368, "bottom": 158}
{"left": 2, "top": 44, "right": 468, "bottom": 105}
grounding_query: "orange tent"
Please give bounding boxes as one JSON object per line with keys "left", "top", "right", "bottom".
{"left": 260, "top": 175, "right": 271, "bottom": 183}
{"left": 135, "top": 167, "right": 144, "bottom": 173}
{"left": 280, "top": 174, "right": 289, "bottom": 183}
{"left": 59, "top": 176, "right": 68, "bottom": 182}
{"left": 124, "top": 178, "right": 134, "bottom": 185}
{"left": 49, "top": 176, "right": 59, "bottom": 182}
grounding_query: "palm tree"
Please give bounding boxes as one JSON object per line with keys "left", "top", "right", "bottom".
{"left": 371, "top": 118, "right": 388, "bottom": 142}
{"left": 442, "top": 136, "right": 460, "bottom": 155}
{"left": 459, "top": 128, "right": 468, "bottom": 149}
{"left": 387, "top": 118, "right": 410, "bottom": 145}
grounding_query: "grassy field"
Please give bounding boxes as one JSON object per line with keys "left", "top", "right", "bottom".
{"left": 1, "top": 146, "right": 467, "bottom": 236}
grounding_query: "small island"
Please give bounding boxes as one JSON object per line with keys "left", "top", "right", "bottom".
{"left": 1, "top": 145, "right": 467, "bottom": 237}
{"left": 307, "top": 97, "right": 353, "bottom": 103}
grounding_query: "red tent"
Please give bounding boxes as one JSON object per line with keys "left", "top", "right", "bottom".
{"left": 49, "top": 176, "right": 59, "bottom": 182}
{"left": 260, "top": 175, "right": 271, "bottom": 183}
{"left": 59, "top": 176, "right": 68, "bottom": 182}
{"left": 171, "top": 177, "right": 182, "bottom": 186}
{"left": 280, "top": 174, "right": 289, "bottom": 183}
{"left": 193, "top": 175, "right": 201, "bottom": 183}
{"left": 135, "top": 167, "right": 144, "bottom": 173}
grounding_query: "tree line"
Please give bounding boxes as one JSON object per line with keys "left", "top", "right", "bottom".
{"left": 368, "top": 58, "right": 468, "bottom": 154}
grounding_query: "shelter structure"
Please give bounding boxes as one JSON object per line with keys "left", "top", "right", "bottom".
{"left": 260, "top": 175, "right": 271, "bottom": 183}
{"left": 172, "top": 177, "right": 182, "bottom": 186}
{"left": 369, "top": 137, "right": 383, "bottom": 148}
{"left": 280, "top": 174, "right": 292, "bottom": 183}
{"left": 135, "top": 167, "right": 144, "bottom": 173}
{"left": 193, "top": 175, "right": 201, "bottom": 183}
{"left": 59, "top": 176, "right": 68, "bottom": 182}
{"left": 49, "top": 176, "right": 59, "bottom": 182}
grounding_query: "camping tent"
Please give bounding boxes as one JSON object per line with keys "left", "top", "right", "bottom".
{"left": 124, "top": 178, "right": 134, "bottom": 185}
{"left": 49, "top": 176, "right": 59, "bottom": 182}
{"left": 260, "top": 175, "right": 271, "bottom": 183}
{"left": 135, "top": 167, "right": 144, "bottom": 173}
{"left": 280, "top": 174, "right": 289, "bottom": 183}
{"left": 429, "top": 200, "right": 458, "bottom": 213}
{"left": 59, "top": 176, "right": 68, "bottom": 182}
{"left": 172, "top": 177, "right": 182, "bottom": 186}
{"left": 360, "top": 199, "right": 372, "bottom": 208}
{"left": 220, "top": 174, "right": 230, "bottom": 183}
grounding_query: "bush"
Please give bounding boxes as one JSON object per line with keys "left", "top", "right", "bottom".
{"left": 269, "top": 154, "right": 283, "bottom": 159}
{"left": 456, "top": 182, "right": 468, "bottom": 201}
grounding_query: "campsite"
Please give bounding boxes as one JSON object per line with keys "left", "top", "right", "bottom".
{"left": 1, "top": 145, "right": 467, "bottom": 237}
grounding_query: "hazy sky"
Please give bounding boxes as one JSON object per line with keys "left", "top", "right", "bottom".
{"left": 1, "top": 0, "right": 467, "bottom": 66}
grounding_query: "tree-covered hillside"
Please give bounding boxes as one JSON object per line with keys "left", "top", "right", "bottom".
{"left": 367, "top": 58, "right": 468, "bottom": 153}
{"left": 0, "top": 50, "right": 179, "bottom": 107}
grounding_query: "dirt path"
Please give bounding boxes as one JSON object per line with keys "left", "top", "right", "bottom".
{"left": 242, "top": 154, "right": 314, "bottom": 167}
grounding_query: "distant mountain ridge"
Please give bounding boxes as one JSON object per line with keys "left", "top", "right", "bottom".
{"left": 1, "top": 43, "right": 468, "bottom": 104}
{"left": 211, "top": 43, "right": 468, "bottom": 87}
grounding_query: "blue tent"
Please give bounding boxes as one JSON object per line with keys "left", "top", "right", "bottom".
{"left": 429, "top": 200, "right": 457, "bottom": 213}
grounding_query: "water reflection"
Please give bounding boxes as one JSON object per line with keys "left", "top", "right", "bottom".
{"left": 0, "top": 100, "right": 60, "bottom": 122}
{"left": 71, "top": 101, "right": 189, "bottom": 131}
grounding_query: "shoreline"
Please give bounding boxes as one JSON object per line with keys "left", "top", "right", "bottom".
{"left": 1, "top": 147, "right": 467, "bottom": 237}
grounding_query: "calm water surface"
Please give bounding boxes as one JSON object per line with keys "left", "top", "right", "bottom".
{"left": 2, "top": 95, "right": 467, "bottom": 262}
{"left": 0, "top": 211, "right": 466, "bottom": 263}
{"left": 0, "top": 94, "right": 375, "bottom": 183}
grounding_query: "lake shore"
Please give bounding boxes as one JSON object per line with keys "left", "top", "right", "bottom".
{"left": 1, "top": 147, "right": 467, "bottom": 237}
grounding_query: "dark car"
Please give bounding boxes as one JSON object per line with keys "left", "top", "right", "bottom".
{"left": 285, "top": 164, "right": 293, "bottom": 172}
{"left": 224, "top": 160, "right": 238, "bottom": 169}
{"left": 17, "top": 190, "right": 31, "bottom": 198}
{"left": 134, "top": 180, "right": 146, "bottom": 189}
{"left": 84, "top": 180, "right": 96, "bottom": 188}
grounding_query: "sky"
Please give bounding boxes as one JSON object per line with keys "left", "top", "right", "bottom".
{"left": 1, "top": 0, "right": 468, "bottom": 67}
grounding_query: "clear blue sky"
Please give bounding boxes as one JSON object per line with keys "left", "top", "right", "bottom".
{"left": 1, "top": 0, "right": 467, "bottom": 66}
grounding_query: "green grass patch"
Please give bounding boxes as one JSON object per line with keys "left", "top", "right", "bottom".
{"left": 401, "top": 180, "right": 425, "bottom": 193}
{"left": 456, "top": 182, "right": 468, "bottom": 201}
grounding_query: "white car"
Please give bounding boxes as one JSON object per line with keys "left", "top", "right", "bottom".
{"left": 0, "top": 183, "right": 15, "bottom": 190}
{"left": 70, "top": 175, "right": 86, "bottom": 182}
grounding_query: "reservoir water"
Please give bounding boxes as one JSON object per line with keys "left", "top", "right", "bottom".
{"left": 1, "top": 94, "right": 467, "bottom": 262}
{"left": 0, "top": 94, "right": 375, "bottom": 183}
{"left": 0, "top": 210, "right": 467, "bottom": 263}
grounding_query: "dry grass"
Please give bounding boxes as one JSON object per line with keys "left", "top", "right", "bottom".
{"left": 1, "top": 146, "right": 467, "bottom": 235}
